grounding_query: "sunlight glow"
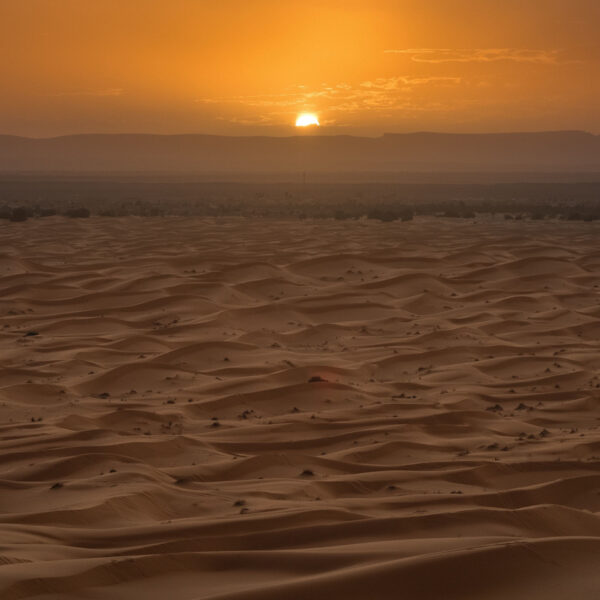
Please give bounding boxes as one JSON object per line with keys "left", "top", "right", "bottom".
{"left": 295, "top": 113, "right": 320, "bottom": 127}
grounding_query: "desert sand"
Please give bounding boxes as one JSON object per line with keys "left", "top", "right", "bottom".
{"left": 0, "top": 215, "right": 599, "bottom": 599}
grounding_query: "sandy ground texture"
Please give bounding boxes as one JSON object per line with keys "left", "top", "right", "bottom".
{"left": 0, "top": 215, "right": 599, "bottom": 599}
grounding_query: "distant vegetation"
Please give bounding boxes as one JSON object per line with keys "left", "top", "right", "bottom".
{"left": 0, "top": 178, "right": 599, "bottom": 223}
{"left": 0, "top": 204, "right": 85, "bottom": 222}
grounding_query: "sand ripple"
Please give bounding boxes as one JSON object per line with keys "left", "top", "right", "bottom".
{"left": 0, "top": 216, "right": 599, "bottom": 599}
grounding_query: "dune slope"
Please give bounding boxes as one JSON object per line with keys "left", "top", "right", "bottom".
{"left": 0, "top": 215, "right": 599, "bottom": 599}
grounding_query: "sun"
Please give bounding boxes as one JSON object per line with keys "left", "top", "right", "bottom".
{"left": 295, "top": 113, "right": 320, "bottom": 127}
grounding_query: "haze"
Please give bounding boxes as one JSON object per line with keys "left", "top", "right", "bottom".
{"left": 2, "top": 0, "right": 599, "bottom": 137}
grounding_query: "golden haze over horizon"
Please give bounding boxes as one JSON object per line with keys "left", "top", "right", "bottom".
{"left": 1, "top": 0, "right": 599, "bottom": 137}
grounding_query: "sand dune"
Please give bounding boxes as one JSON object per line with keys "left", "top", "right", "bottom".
{"left": 1, "top": 215, "right": 599, "bottom": 599}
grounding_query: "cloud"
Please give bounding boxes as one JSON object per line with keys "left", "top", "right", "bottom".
{"left": 196, "top": 76, "right": 463, "bottom": 120}
{"left": 216, "top": 114, "right": 278, "bottom": 125}
{"left": 384, "top": 48, "right": 562, "bottom": 64}
{"left": 360, "top": 76, "right": 462, "bottom": 90}
{"left": 50, "top": 88, "right": 124, "bottom": 97}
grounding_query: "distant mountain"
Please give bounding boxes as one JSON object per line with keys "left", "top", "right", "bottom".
{"left": 0, "top": 131, "right": 598, "bottom": 173}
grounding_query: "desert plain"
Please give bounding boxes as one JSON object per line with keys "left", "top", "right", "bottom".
{"left": 0, "top": 215, "right": 599, "bottom": 599}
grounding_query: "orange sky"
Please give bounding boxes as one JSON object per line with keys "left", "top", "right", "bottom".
{"left": 1, "top": 0, "right": 599, "bottom": 137}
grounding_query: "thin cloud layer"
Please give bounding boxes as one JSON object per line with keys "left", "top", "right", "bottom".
{"left": 198, "top": 76, "right": 464, "bottom": 125}
{"left": 385, "top": 48, "right": 562, "bottom": 64}
{"left": 50, "top": 88, "right": 125, "bottom": 98}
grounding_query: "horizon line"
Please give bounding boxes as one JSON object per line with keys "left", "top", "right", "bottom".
{"left": 1, "top": 129, "right": 597, "bottom": 141}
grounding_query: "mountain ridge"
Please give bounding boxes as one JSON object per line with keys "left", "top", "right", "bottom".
{"left": 1, "top": 131, "right": 598, "bottom": 173}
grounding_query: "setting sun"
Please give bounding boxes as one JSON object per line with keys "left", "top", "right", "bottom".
{"left": 295, "top": 113, "right": 320, "bottom": 127}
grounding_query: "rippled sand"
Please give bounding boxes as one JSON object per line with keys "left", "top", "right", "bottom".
{"left": 1, "top": 216, "right": 599, "bottom": 599}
